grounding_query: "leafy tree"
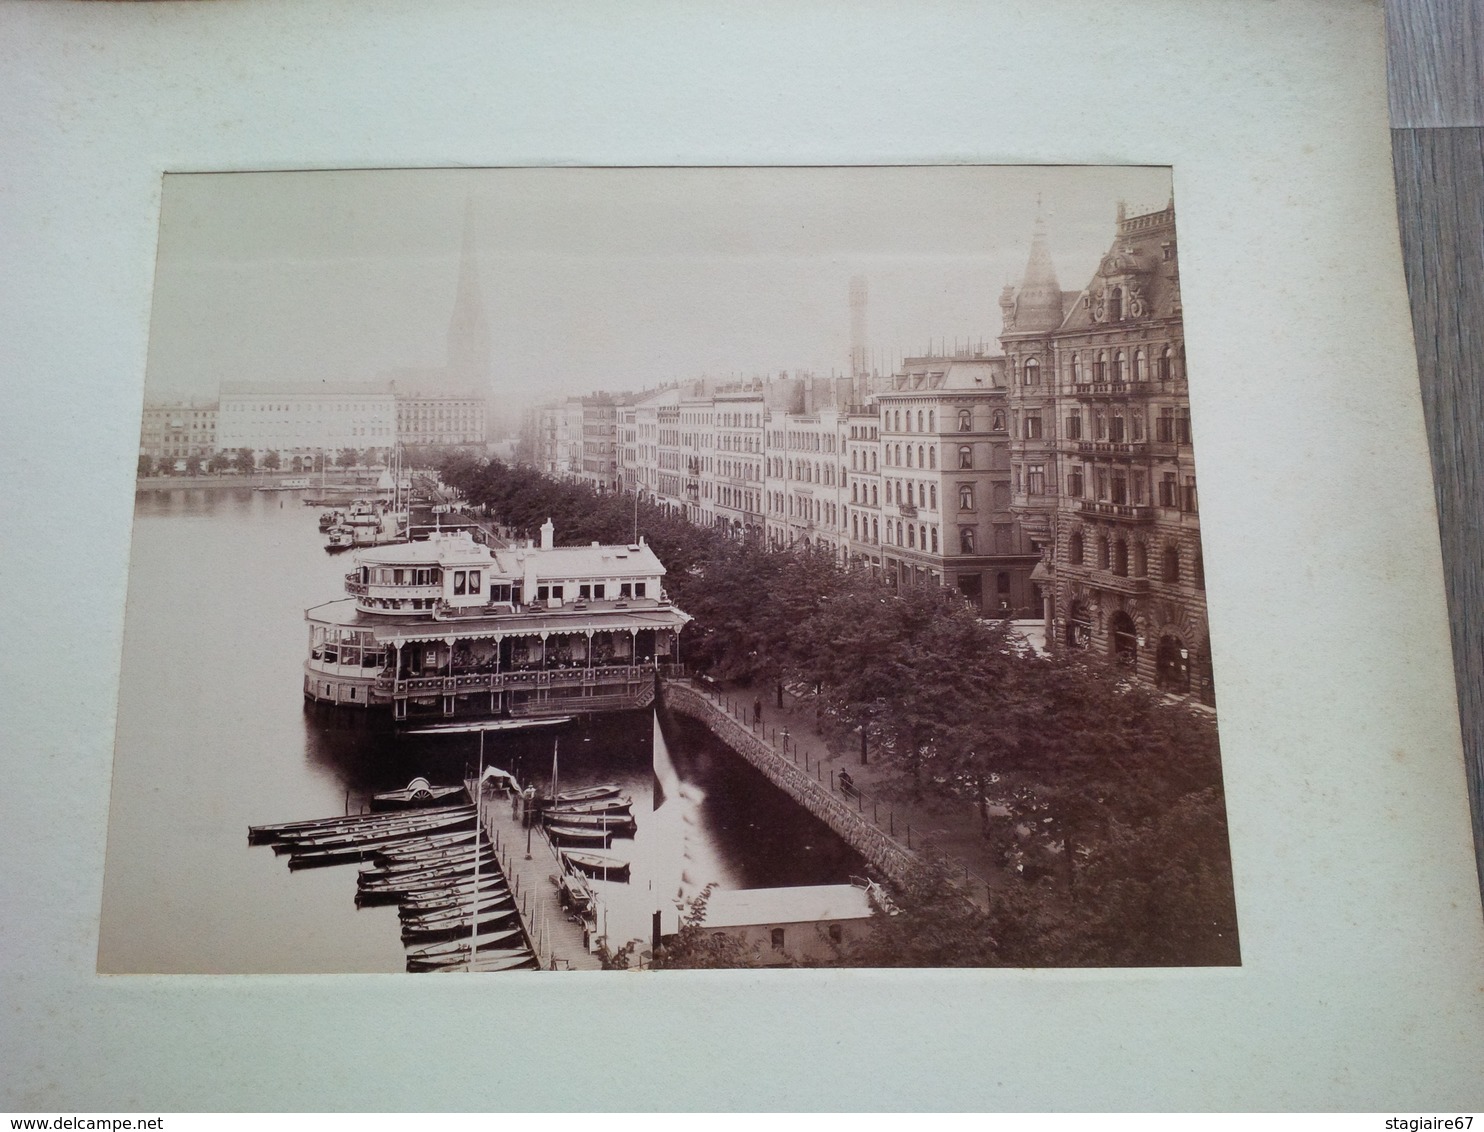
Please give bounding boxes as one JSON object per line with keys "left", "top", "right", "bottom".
{"left": 184, "top": 455, "right": 202, "bottom": 476}
{"left": 337, "top": 448, "right": 359, "bottom": 469}
{"left": 262, "top": 449, "right": 281, "bottom": 471}
{"left": 136, "top": 454, "right": 155, "bottom": 477}
{"left": 208, "top": 452, "right": 232, "bottom": 474}
{"left": 847, "top": 856, "right": 1003, "bottom": 967}
{"left": 233, "top": 448, "right": 256, "bottom": 474}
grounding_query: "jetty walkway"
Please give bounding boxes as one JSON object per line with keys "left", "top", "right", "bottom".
{"left": 468, "top": 777, "right": 603, "bottom": 971}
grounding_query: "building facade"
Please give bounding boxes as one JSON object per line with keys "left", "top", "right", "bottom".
{"left": 394, "top": 390, "right": 487, "bottom": 448}
{"left": 1003, "top": 202, "right": 1211, "bottom": 701}
{"left": 139, "top": 401, "right": 218, "bottom": 464}
{"left": 877, "top": 356, "right": 1039, "bottom": 614}
{"left": 217, "top": 383, "right": 397, "bottom": 466}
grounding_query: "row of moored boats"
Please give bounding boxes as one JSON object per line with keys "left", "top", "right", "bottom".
{"left": 249, "top": 777, "right": 637, "bottom": 971}
{"left": 250, "top": 801, "right": 537, "bottom": 972}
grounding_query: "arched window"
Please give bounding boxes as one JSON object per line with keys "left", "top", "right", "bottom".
{"left": 958, "top": 445, "right": 973, "bottom": 469}
{"left": 991, "top": 410, "right": 1006, "bottom": 431}
{"left": 1159, "top": 345, "right": 1173, "bottom": 380}
{"left": 917, "top": 410, "right": 925, "bottom": 431}
{"left": 851, "top": 482, "right": 858, "bottom": 503}
{"left": 928, "top": 447, "right": 936, "bottom": 469}
{"left": 872, "top": 516, "right": 879, "bottom": 542}
{"left": 894, "top": 410, "right": 901, "bottom": 431}
{"left": 1094, "top": 351, "right": 1107, "bottom": 381}
{"left": 1113, "top": 350, "right": 1125, "bottom": 383}
{"left": 917, "top": 445, "right": 925, "bottom": 467}
{"left": 907, "top": 525, "right": 915, "bottom": 548}
{"left": 906, "top": 447, "right": 913, "bottom": 468}
{"left": 1134, "top": 348, "right": 1148, "bottom": 382}
{"left": 1067, "top": 601, "right": 1091, "bottom": 648}
{"left": 1098, "top": 536, "right": 1111, "bottom": 570}
{"left": 959, "top": 484, "right": 974, "bottom": 510}
{"left": 871, "top": 451, "right": 877, "bottom": 471}
{"left": 1157, "top": 636, "right": 1190, "bottom": 692}
{"left": 1114, "top": 539, "right": 1129, "bottom": 577}
{"left": 872, "top": 484, "right": 878, "bottom": 506}
{"left": 1110, "top": 611, "right": 1138, "bottom": 667}
{"left": 928, "top": 411, "right": 935, "bottom": 431}
{"left": 930, "top": 484, "right": 937, "bottom": 509}
{"left": 1071, "top": 353, "right": 1082, "bottom": 383}
{"left": 1109, "top": 286, "right": 1123, "bottom": 321}
{"left": 960, "top": 527, "right": 976, "bottom": 554}
{"left": 1023, "top": 358, "right": 1040, "bottom": 386}
{"left": 905, "top": 412, "right": 913, "bottom": 433}
{"left": 851, "top": 450, "right": 858, "bottom": 470}
{"left": 917, "top": 483, "right": 926, "bottom": 507}
{"left": 958, "top": 408, "right": 972, "bottom": 431}
{"left": 1133, "top": 541, "right": 1147, "bottom": 577}
{"left": 1068, "top": 531, "right": 1084, "bottom": 565}
{"left": 896, "top": 444, "right": 903, "bottom": 465}
{"left": 1163, "top": 545, "right": 1181, "bottom": 583}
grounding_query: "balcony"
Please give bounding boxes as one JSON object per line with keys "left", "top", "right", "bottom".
{"left": 1096, "top": 573, "right": 1152, "bottom": 596}
{"left": 896, "top": 502, "right": 919, "bottom": 518}
{"left": 1074, "top": 441, "right": 1148, "bottom": 457}
{"left": 1077, "top": 500, "right": 1155, "bottom": 522}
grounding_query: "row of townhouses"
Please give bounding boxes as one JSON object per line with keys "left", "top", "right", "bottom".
{"left": 139, "top": 381, "right": 488, "bottom": 468}
{"left": 529, "top": 202, "right": 1212, "bottom": 702}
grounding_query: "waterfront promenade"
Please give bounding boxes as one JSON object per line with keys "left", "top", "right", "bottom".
{"left": 666, "top": 677, "right": 999, "bottom": 907}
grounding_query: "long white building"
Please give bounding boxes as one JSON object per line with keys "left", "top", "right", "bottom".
{"left": 217, "top": 382, "right": 397, "bottom": 464}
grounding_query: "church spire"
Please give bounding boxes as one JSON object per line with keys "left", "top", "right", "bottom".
{"left": 1008, "top": 205, "right": 1065, "bottom": 334}
{"left": 445, "top": 197, "right": 491, "bottom": 391}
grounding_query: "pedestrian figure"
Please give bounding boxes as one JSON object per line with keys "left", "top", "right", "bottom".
{"left": 753, "top": 698, "right": 762, "bottom": 725}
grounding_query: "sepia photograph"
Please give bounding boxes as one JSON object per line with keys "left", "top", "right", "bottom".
{"left": 100, "top": 165, "right": 1237, "bottom": 974}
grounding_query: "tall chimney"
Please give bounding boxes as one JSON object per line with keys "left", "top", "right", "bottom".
{"left": 540, "top": 518, "right": 554, "bottom": 549}
{"left": 849, "top": 275, "right": 869, "bottom": 406}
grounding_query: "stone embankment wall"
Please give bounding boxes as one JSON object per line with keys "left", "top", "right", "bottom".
{"left": 663, "top": 681, "right": 915, "bottom": 885}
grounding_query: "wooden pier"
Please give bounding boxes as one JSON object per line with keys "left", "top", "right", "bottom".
{"left": 470, "top": 778, "right": 603, "bottom": 971}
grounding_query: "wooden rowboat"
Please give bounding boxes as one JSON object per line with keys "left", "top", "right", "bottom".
{"left": 250, "top": 804, "right": 475, "bottom": 844}
{"left": 406, "top": 938, "right": 534, "bottom": 972}
{"left": 434, "top": 952, "right": 540, "bottom": 973}
{"left": 540, "top": 811, "right": 637, "bottom": 835}
{"left": 539, "top": 783, "right": 623, "bottom": 807}
{"left": 560, "top": 851, "right": 632, "bottom": 882}
{"left": 544, "top": 824, "right": 615, "bottom": 847}
{"left": 401, "top": 916, "right": 523, "bottom": 947}
{"left": 542, "top": 797, "right": 633, "bottom": 818}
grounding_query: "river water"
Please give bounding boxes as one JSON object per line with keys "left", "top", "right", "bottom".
{"left": 98, "top": 487, "right": 863, "bottom": 973}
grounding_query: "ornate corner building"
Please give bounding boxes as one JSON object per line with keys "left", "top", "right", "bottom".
{"left": 1004, "top": 202, "right": 1213, "bottom": 704}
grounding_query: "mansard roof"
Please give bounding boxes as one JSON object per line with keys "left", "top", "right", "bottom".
{"left": 1057, "top": 204, "right": 1181, "bottom": 333}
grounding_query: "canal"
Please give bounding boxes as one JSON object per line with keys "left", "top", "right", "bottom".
{"left": 98, "top": 486, "right": 864, "bottom": 973}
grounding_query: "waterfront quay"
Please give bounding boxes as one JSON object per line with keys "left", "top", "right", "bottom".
{"left": 663, "top": 677, "right": 994, "bottom": 908}
{"left": 472, "top": 776, "right": 603, "bottom": 971}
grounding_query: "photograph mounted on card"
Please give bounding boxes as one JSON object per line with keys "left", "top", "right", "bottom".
{"left": 99, "top": 165, "right": 1236, "bottom": 974}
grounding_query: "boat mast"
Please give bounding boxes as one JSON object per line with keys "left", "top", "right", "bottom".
{"left": 470, "top": 725, "right": 483, "bottom": 970}
{"left": 551, "top": 737, "right": 559, "bottom": 802}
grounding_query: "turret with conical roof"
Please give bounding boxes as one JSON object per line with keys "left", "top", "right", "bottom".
{"left": 1000, "top": 213, "right": 1065, "bottom": 335}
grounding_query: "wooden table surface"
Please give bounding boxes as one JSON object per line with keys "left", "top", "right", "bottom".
{"left": 1387, "top": 0, "right": 1484, "bottom": 899}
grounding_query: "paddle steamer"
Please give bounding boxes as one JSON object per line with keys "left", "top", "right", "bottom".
{"left": 303, "top": 519, "right": 690, "bottom": 721}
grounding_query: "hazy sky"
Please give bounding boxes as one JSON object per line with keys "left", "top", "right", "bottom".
{"left": 144, "top": 165, "right": 1173, "bottom": 407}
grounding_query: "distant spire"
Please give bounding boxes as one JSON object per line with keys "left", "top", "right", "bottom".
{"left": 1005, "top": 204, "right": 1064, "bottom": 334}
{"left": 446, "top": 197, "right": 491, "bottom": 391}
